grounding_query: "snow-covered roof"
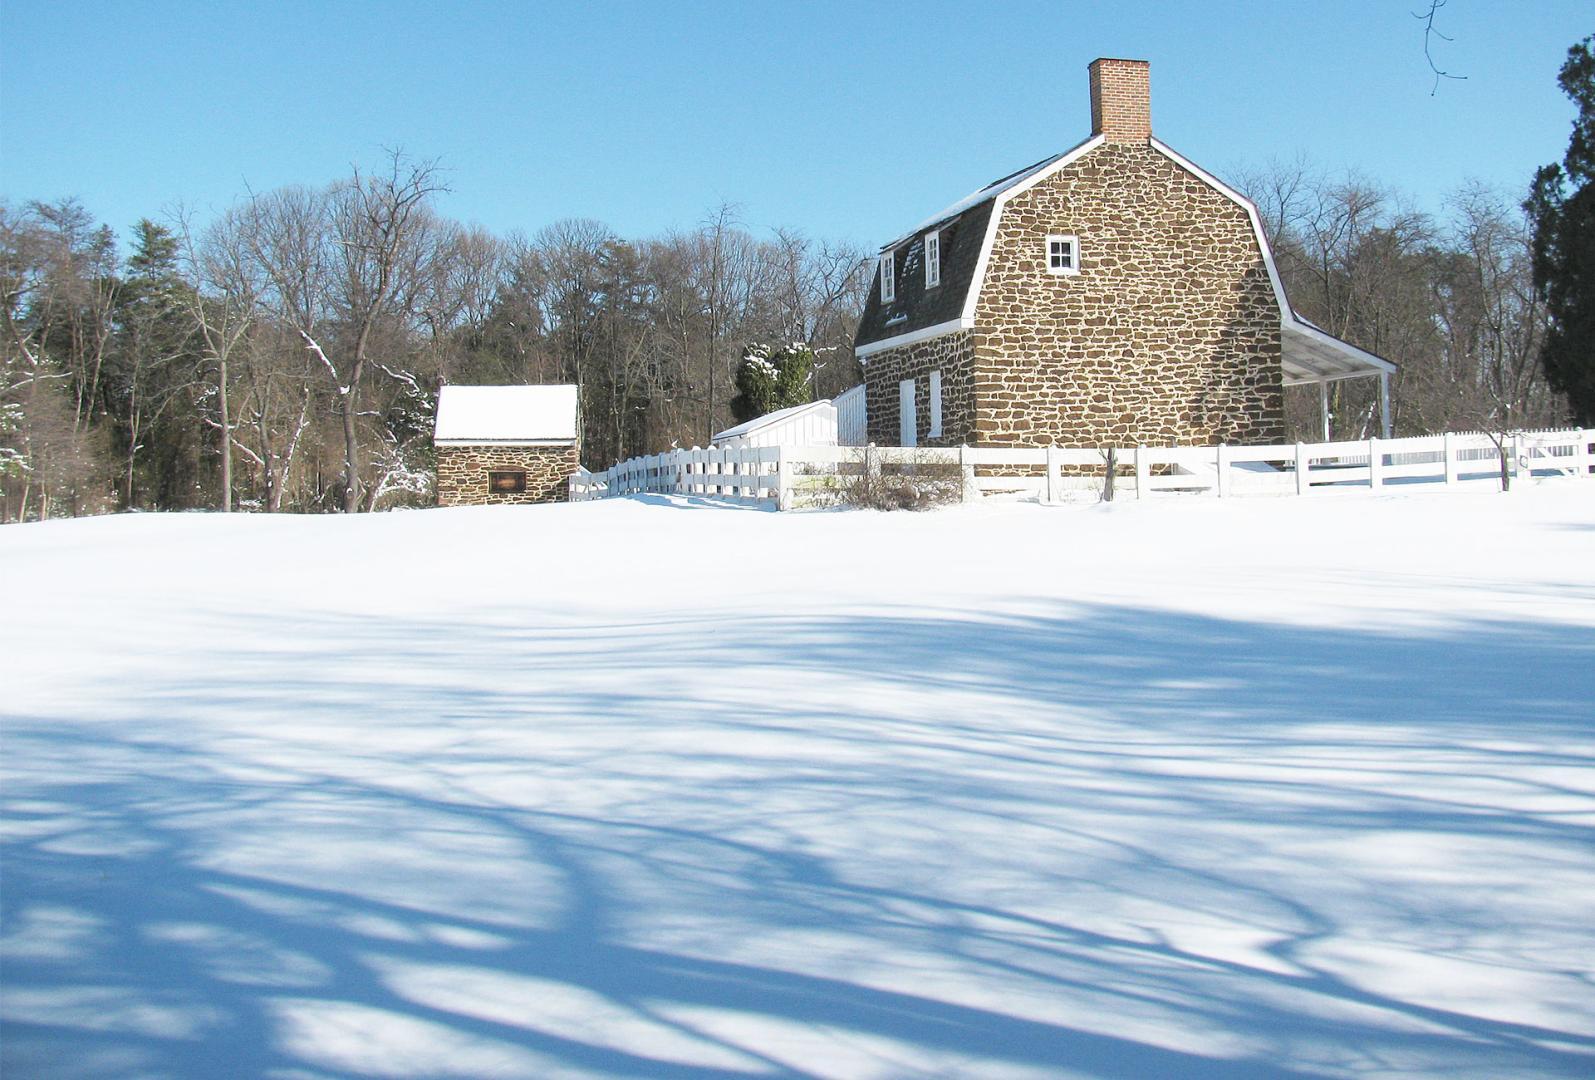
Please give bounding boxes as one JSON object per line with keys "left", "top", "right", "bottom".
{"left": 883, "top": 150, "right": 1073, "bottom": 252}
{"left": 712, "top": 399, "right": 832, "bottom": 442}
{"left": 434, "top": 384, "right": 579, "bottom": 444}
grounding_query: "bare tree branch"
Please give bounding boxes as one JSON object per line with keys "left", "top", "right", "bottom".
{"left": 1415, "top": 0, "right": 1467, "bottom": 96}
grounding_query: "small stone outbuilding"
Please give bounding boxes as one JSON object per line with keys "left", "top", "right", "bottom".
{"left": 434, "top": 385, "right": 580, "bottom": 506}
{"left": 854, "top": 58, "right": 1395, "bottom": 450}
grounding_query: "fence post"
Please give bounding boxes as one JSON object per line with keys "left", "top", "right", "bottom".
{"left": 1295, "top": 442, "right": 1307, "bottom": 496}
{"left": 1368, "top": 438, "right": 1382, "bottom": 491}
{"left": 1443, "top": 432, "right": 1457, "bottom": 486}
{"left": 1134, "top": 446, "right": 1148, "bottom": 500}
{"left": 960, "top": 444, "right": 977, "bottom": 503}
{"left": 776, "top": 447, "right": 792, "bottom": 511}
{"left": 1215, "top": 444, "right": 1228, "bottom": 498}
{"left": 1045, "top": 445, "right": 1058, "bottom": 504}
{"left": 1513, "top": 433, "right": 1526, "bottom": 491}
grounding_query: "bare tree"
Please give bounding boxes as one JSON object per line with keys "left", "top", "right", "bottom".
{"left": 0, "top": 201, "right": 118, "bottom": 519}
{"left": 241, "top": 151, "right": 447, "bottom": 512}
{"left": 177, "top": 205, "right": 259, "bottom": 511}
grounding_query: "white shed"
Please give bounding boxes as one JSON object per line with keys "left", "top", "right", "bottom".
{"left": 712, "top": 400, "right": 838, "bottom": 448}
{"left": 832, "top": 385, "right": 867, "bottom": 446}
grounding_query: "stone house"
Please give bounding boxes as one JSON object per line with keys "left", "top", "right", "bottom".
{"left": 433, "top": 384, "right": 580, "bottom": 506}
{"left": 854, "top": 57, "right": 1394, "bottom": 449}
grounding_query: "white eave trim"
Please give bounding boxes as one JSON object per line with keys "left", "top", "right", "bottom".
{"left": 1149, "top": 137, "right": 1396, "bottom": 380}
{"left": 1148, "top": 137, "right": 1291, "bottom": 325}
{"left": 855, "top": 316, "right": 974, "bottom": 360}
{"left": 961, "top": 135, "right": 1105, "bottom": 322}
{"left": 1282, "top": 320, "right": 1397, "bottom": 377}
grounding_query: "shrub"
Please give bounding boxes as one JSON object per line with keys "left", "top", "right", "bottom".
{"left": 819, "top": 447, "right": 965, "bottom": 511}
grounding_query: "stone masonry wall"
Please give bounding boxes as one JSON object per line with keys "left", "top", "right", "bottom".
{"left": 864, "top": 330, "right": 978, "bottom": 447}
{"left": 973, "top": 141, "right": 1283, "bottom": 448}
{"left": 436, "top": 443, "right": 579, "bottom": 506}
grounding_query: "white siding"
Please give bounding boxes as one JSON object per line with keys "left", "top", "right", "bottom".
{"left": 712, "top": 400, "right": 837, "bottom": 448}
{"left": 834, "top": 385, "right": 867, "bottom": 446}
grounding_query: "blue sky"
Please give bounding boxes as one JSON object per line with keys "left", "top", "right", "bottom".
{"left": 1, "top": 1, "right": 1588, "bottom": 254}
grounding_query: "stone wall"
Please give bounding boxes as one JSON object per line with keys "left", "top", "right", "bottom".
{"left": 436, "top": 443, "right": 579, "bottom": 506}
{"left": 864, "top": 331, "right": 978, "bottom": 447}
{"left": 972, "top": 142, "right": 1283, "bottom": 448}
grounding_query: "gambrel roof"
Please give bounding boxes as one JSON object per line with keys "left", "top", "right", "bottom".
{"left": 854, "top": 136, "right": 1397, "bottom": 388}
{"left": 854, "top": 136, "right": 1102, "bottom": 355}
{"left": 852, "top": 199, "right": 995, "bottom": 351}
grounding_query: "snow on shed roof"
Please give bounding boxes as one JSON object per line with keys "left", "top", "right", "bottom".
{"left": 712, "top": 399, "right": 832, "bottom": 442}
{"left": 434, "top": 384, "right": 579, "bottom": 444}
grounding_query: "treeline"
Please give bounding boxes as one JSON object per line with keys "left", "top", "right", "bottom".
{"left": 1, "top": 153, "right": 870, "bottom": 520}
{"left": 1239, "top": 163, "right": 1569, "bottom": 439}
{"left": 3, "top": 151, "right": 1579, "bottom": 521}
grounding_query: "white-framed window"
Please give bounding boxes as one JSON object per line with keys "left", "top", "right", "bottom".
{"left": 880, "top": 250, "right": 896, "bottom": 302}
{"left": 1046, "top": 233, "right": 1080, "bottom": 276}
{"left": 924, "top": 231, "right": 941, "bottom": 288}
{"left": 899, "top": 378, "right": 916, "bottom": 447}
{"left": 928, "top": 370, "right": 943, "bottom": 438}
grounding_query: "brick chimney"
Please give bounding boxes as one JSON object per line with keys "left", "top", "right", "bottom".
{"left": 1088, "top": 58, "right": 1151, "bottom": 143}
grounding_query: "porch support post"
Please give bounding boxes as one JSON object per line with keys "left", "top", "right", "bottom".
{"left": 1378, "top": 372, "right": 1392, "bottom": 439}
{"left": 1319, "top": 379, "right": 1331, "bottom": 442}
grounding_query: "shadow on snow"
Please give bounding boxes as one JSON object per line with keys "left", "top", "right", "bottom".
{"left": 4, "top": 600, "right": 1594, "bottom": 1077}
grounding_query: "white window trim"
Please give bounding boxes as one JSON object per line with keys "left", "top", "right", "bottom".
{"left": 880, "top": 251, "right": 896, "bottom": 302}
{"left": 1046, "top": 233, "right": 1080, "bottom": 277}
{"left": 924, "top": 230, "right": 941, "bottom": 289}
{"left": 928, "top": 370, "right": 943, "bottom": 438}
{"left": 899, "top": 378, "right": 916, "bottom": 447}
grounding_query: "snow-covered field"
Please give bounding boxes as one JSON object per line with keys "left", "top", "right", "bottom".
{"left": 3, "top": 488, "right": 1594, "bottom": 1079}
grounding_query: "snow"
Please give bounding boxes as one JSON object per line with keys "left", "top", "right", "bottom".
{"left": 3, "top": 488, "right": 1594, "bottom": 1078}
{"left": 433, "top": 384, "right": 579, "bottom": 444}
{"left": 712, "top": 400, "right": 834, "bottom": 443}
{"left": 890, "top": 156, "right": 1060, "bottom": 247}
{"left": 885, "top": 139, "right": 1102, "bottom": 251}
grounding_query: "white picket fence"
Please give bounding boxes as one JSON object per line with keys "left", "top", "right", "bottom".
{"left": 570, "top": 429, "right": 1595, "bottom": 509}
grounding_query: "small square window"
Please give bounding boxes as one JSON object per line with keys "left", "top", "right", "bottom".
{"left": 1046, "top": 234, "right": 1080, "bottom": 276}
{"left": 924, "top": 231, "right": 941, "bottom": 289}
{"left": 880, "top": 251, "right": 896, "bottom": 303}
{"left": 488, "top": 469, "right": 527, "bottom": 494}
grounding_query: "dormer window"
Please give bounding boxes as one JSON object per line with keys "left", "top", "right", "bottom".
{"left": 880, "top": 251, "right": 896, "bottom": 303}
{"left": 924, "top": 231, "right": 941, "bottom": 288}
{"left": 1046, "top": 234, "right": 1080, "bottom": 276}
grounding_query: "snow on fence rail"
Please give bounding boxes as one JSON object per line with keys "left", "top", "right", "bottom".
{"left": 569, "top": 429, "right": 1594, "bottom": 509}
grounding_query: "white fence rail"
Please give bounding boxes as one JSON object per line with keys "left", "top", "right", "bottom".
{"left": 570, "top": 429, "right": 1594, "bottom": 509}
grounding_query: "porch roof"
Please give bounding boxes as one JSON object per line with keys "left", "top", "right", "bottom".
{"left": 1281, "top": 319, "right": 1397, "bottom": 387}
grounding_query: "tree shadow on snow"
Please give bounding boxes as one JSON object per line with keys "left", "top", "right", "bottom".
{"left": 4, "top": 601, "right": 1594, "bottom": 1078}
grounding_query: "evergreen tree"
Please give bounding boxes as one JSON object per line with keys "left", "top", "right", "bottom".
{"left": 109, "top": 220, "right": 202, "bottom": 507}
{"left": 773, "top": 344, "right": 815, "bottom": 408}
{"left": 729, "top": 345, "right": 779, "bottom": 424}
{"left": 729, "top": 343, "right": 815, "bottom": 426}
{"left": 1526, "top": 36, "right": 1595, "bottom": 424}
